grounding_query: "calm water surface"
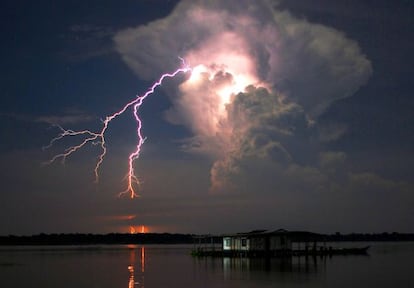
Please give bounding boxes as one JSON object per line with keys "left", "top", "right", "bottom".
{"left": 1, "top": 242, "right": 413, "bottom": 288}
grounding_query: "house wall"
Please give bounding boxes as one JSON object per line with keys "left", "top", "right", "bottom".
{"left": 249, "top": 237, "right": 266, "bottom": 251}
{"left": 223, "top": 234, "right": 292, "bottom": 252}
{"left": 269, "top": 235, "right": 292, "bottom": 250}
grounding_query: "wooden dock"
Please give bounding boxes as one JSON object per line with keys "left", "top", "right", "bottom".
{"left": 191, "top": 246, "right": 370, "bottom": 258}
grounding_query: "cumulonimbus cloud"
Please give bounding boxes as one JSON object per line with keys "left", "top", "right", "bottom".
{"left": 113, "top": 0, "right": 372, "bottom": 192}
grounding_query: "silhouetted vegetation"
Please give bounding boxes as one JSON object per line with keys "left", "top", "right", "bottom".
{"left": 0, "top": 233, "right": 194, "bottom": 245}
{"left": 325, "top": 232, "right": 414, "bottom": 242}
{"left": 0, "top": 232, "right": 413, "bottom": 246}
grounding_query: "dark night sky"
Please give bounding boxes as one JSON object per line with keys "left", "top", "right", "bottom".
{"left": 0, "top": 0, "right": 412, "bottom": 235}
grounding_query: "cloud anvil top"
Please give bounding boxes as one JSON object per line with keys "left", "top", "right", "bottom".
{"left": 113, "top": 0, "right": 372, "bottom": 193}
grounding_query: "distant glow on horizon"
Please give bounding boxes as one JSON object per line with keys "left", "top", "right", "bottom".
{"left": 129, "top": 225, "right": 147, "bottom": 234}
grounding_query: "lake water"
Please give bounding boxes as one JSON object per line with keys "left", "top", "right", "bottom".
{"left": 1, "top": 242, "right": 413, "bottom": 288}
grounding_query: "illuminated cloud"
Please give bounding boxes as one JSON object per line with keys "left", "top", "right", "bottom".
{"left": 113, "top": 0, "right": 372, "bottom": 192}
{"left": 106, "top": 214, "right": 137, "bottom": 221}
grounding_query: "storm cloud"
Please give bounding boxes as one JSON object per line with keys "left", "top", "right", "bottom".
{"left": 114, "top": 0, "right": 372, "bottom": 193}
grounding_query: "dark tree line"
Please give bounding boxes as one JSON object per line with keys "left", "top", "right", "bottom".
{"left": 0, "top": 233, "right": 194, "bottom": 245}
{"left": 325, "top": 232, "right": 414, "bottom": 242}
{"left": 0, "top": 232, "right": 413, "bottom": 245}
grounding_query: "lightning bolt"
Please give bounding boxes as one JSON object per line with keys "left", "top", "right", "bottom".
{"left": 44, "top": 59, "right": 191, "bottom": 199}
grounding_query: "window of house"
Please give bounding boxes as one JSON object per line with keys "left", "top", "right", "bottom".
{"left": 225, "top": 239, "right": 231, "bottom": 247}
{"left": 241, "top": 238, "right": 247, "bottom": 247}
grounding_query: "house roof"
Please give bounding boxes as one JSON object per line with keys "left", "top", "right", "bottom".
{"left": 222, "top": 229, "right": 325, "bottom": 242}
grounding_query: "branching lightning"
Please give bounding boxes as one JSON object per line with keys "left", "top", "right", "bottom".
{"left": 44, "top": 59, "right": 191, "bottom": 199}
